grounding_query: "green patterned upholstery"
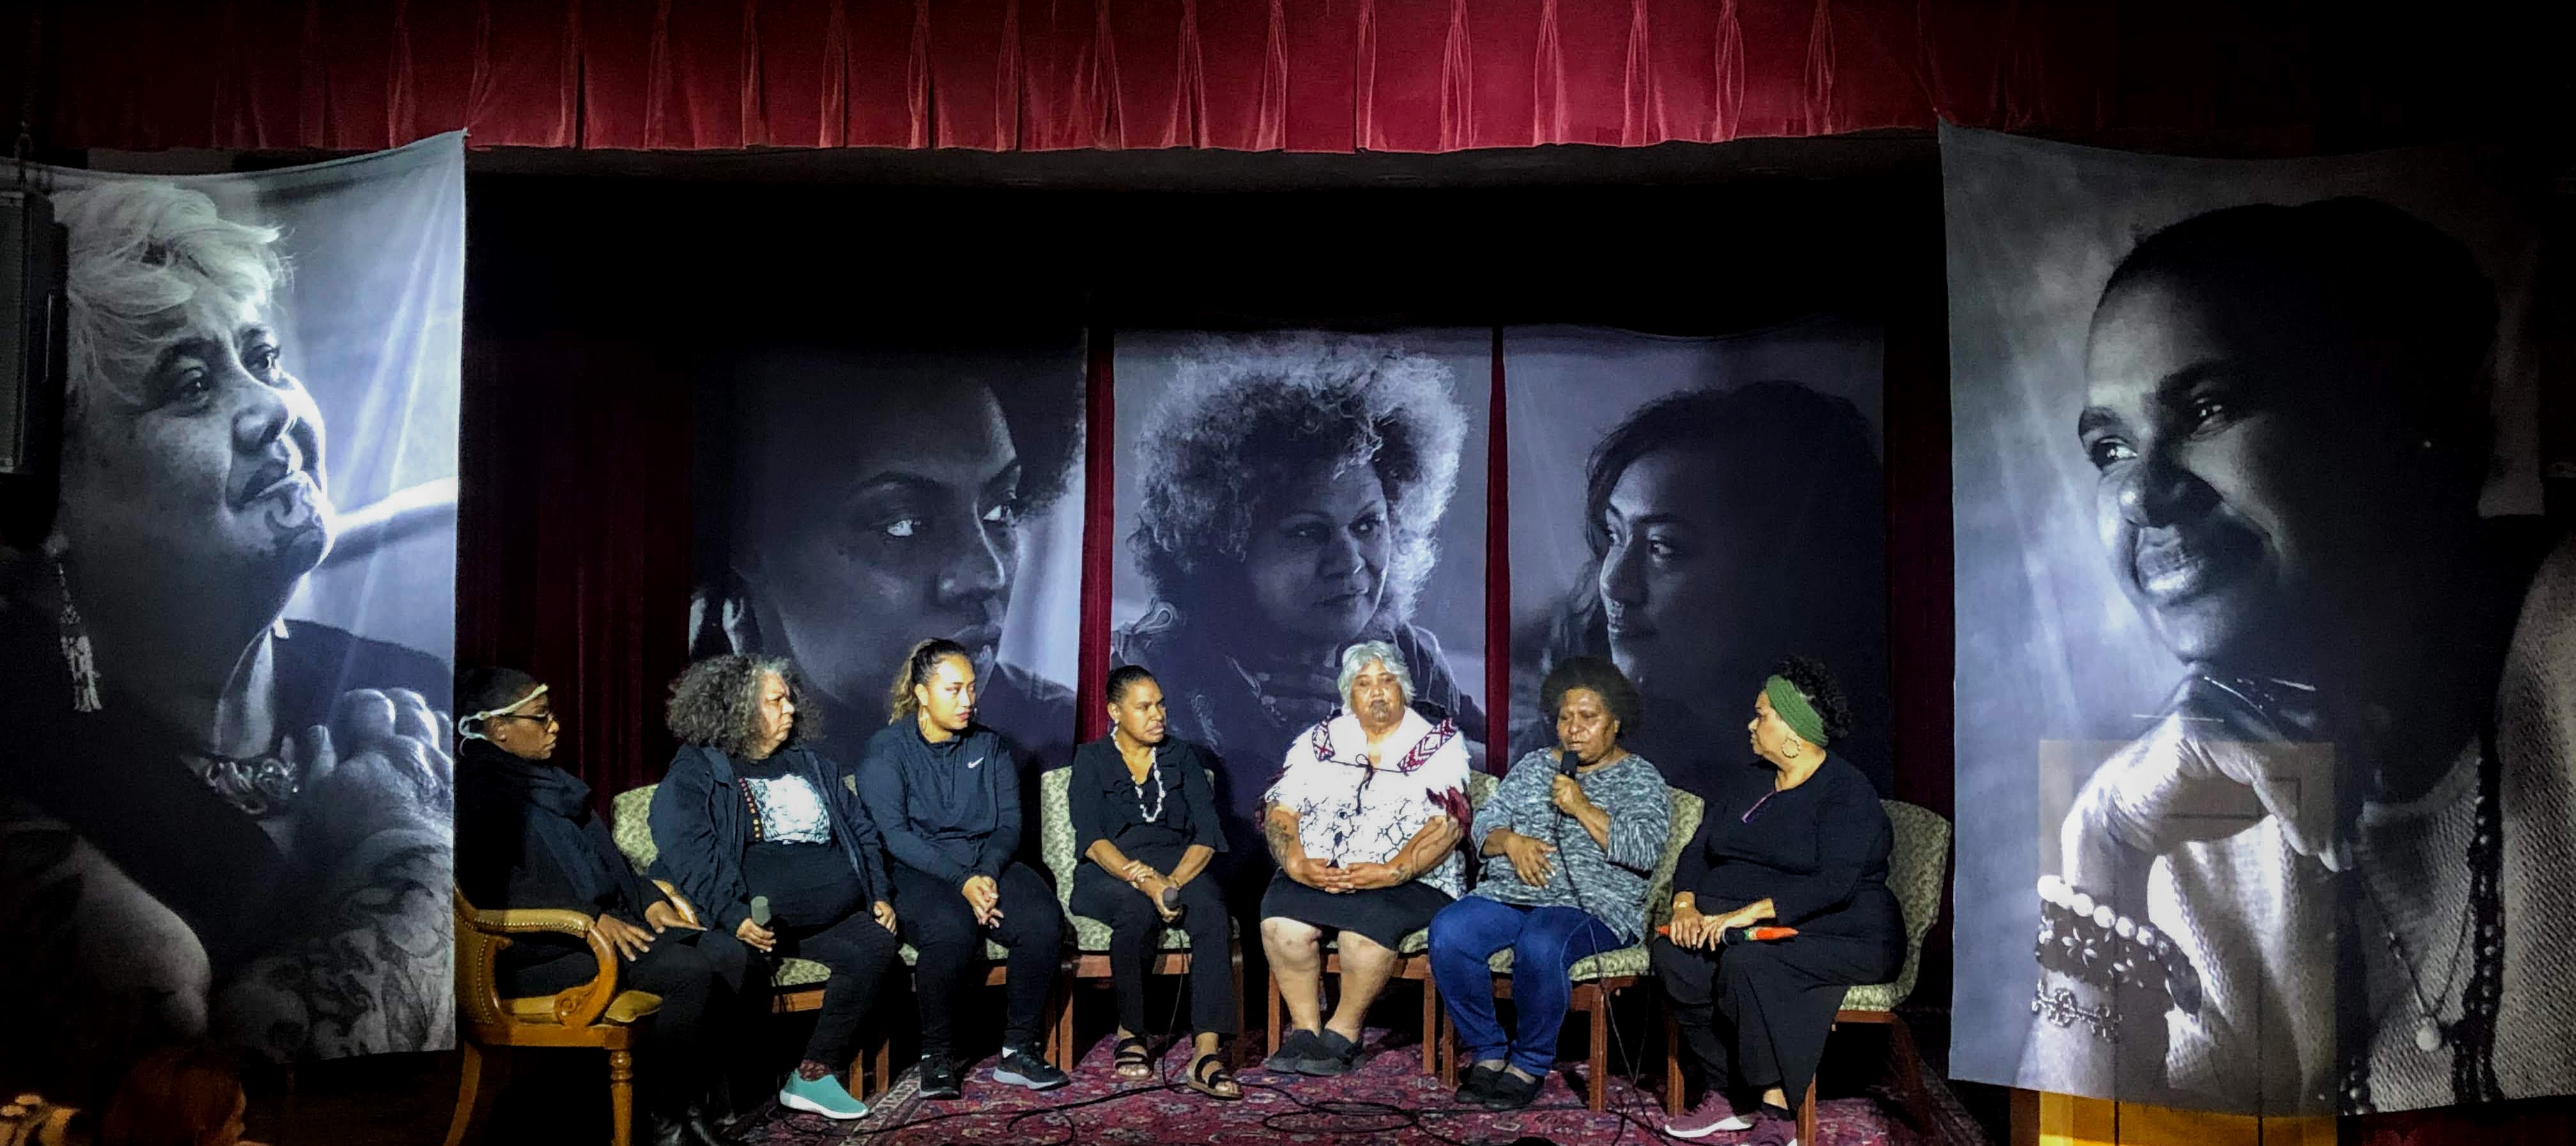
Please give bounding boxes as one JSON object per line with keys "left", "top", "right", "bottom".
{"left": 1471, "top": 784, "right": 1706, "bottom": 983}
{"left": 610, "top": 782, "right": 1004, "bottom": 983}
{"left": 1837, "top": 800, "right": 1951, "bottom": 1013}
{"left": 1039, "top": 765, "right": 1235, "bottom": 952}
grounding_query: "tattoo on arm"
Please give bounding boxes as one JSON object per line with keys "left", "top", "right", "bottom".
{"left": 1264, "top": 806, "right": 1304, "bottom": 865}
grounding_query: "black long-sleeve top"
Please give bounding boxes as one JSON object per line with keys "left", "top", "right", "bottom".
{"left": 647, "top": 744, "right": 891, "bottom": 934}
{"left": 856, "top": 719, "right": 1019, "bottom": 886}
{"left": 1675, "top": 754, "right": 1901, "bottom": 939}
{"left": 456, "top": 739, "right": 670, "bottom": 971}
{"left": 1070, "top": 736, "right": 1226, "bottom": 863}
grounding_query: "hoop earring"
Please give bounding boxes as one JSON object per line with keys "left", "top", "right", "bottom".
{"left": 1781, "top": 741, "right": 1801, "bottom": 759}
{"left": 55, "top": 560, "right": 102, "bottom": 713}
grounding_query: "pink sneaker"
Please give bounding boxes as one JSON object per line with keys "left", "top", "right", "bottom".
{"left": 1662, "top": 1092, "right": 1756, "bottom": 1139}
{"left": 1744, "top": 1107, "right": 1800, "bottom": 1146}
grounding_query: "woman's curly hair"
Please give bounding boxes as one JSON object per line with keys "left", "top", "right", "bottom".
{"left": 1129, "top": 333, "right": 1466, "bottom": 627}
{"left": 1540, "top": 654, "right": 1643, "bottom": 739}
{"left": 666, "top": 654, "right": 818, "bottom": 755}
{"left": 1770, "top": 654, "right": 1851, "bottom": 747}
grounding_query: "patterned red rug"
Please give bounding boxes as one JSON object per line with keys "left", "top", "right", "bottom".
{"left": 726, "top": 1030, "right": 1989, "bottom": 1146}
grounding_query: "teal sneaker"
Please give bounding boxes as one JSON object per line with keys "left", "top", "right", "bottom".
{"left": 778, "top": 1071, "right": 870, "bottom": 1120}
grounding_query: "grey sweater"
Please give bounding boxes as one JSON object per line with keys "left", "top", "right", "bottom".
{"left": 1469, "top": 748, "right": 1672, "bottom": 942}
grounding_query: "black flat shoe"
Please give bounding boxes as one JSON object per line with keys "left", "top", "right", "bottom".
{"left": 1455, "top": 1061, "right": 1505, "bottom": 1105}
{"left": 1264, "top": 1028, "right": 1324, "bottom": 1074}
{"left": 1295, "top": 1028, "right": 1361, "bottom": 1076}
{"left": 1478, "top": 1069, "right": 1545, "bottom": 1111}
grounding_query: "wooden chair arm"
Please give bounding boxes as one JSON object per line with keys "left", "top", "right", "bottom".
{"left": 462, "top": 904, "right": 622, "bottom": 1028}
{"left": 652, "top": 879, "right": 705, "bottom": 929}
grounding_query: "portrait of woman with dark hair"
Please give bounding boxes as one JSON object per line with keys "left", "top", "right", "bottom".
{"left": 1115, "top": 333, "right": 1485, "bottom": 905}
{"left": 690, "top": 343, "right": 1086, "bottom": 860}
{"left": 0, "top": 178, "right": 455, "bottom": 1099}
{"left": 1513, "top": 380, "right": 1890, "bottom": 800}
{"left": 2016, "top": 196, "right": 2576, "bottom": 1114}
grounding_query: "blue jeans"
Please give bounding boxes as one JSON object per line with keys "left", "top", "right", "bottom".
{"left": 1427, "top": 896, "right": 1623, "bottom": 1076}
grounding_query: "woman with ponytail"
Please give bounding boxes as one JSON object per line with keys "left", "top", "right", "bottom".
{"left": 856, "top": 639, "right": 1068, "bottom": 1100}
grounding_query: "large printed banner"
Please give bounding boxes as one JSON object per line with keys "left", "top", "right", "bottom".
{"left": 0, "top": 136, "right": 466, "bottom": 1094}
{"left": 1503, "top": 322, "right": 1889, "bottom": 799}
{"left": 1110, "top": 330, "right": 1490, "bottom": 901}
{"left": 1942, "top": 123, "right": 2567, "bottom": 1116}
{"left": 689, "top": 334, "right": 1088, "bottom": 836}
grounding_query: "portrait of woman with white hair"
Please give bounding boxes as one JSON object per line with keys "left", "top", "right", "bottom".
{"left": 1114, "top": 332, "right": 1485, "bottom": 908}
{"left": 0, "top": 167, "right": 459, "bottom": 1099}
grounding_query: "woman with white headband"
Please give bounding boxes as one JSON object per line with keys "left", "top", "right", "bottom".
{"left": 453, "top": 666, "right": 746, "bottom": 1146}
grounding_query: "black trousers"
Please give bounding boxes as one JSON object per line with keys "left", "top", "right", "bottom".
{"left": 771, "top": 906, "right": 905, "bottom": 1068}
{"left": 1069, "top": 865, "right": 1236, "bottom": 1038}
{"left": 505, "top": 926, "right": 751, "bottom": 1113}
{"left": 893, "top": 860, "right": 1063, "bottom": 1058}
{"left": 1650, "top": 933, "right": 1895, "bottom": 1107}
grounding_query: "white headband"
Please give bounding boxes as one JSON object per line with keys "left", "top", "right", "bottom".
{"left": 457, "top": 683, "right": 549, "bottom": 741}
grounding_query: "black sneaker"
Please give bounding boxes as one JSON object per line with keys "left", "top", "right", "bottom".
{"left": 1294, "top": 1028, "right": 1362, "bottom": 1076}
{"left": 994, "top": 1045, "right": 1071, "bottom": 1092}
{"left": 1454, "top": 1061, "right": 1505, "bottom": 1104}
{"left": 1264, "top": 1028, "right": 1324, "bottom": 1074}
{"left": 915, "top": 1057, "right": 962, "bottom": 1101}
{"left": 1478, "top": 1068, "right": 1545, "bottom": 1111}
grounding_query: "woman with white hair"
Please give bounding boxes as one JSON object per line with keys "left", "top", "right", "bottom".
{"left": 1256, "top": 640, "right": 1469, "bottom": 1076}
{"left": 1116, "top": 334, "right": 1482, "bottom": 911}
{"left": 0, "top": 180, "right": 451, "bottom": 1098}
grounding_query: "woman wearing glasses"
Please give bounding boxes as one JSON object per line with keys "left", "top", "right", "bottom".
{"left": 453, "top": 667, "right": 747, "bottom": 1146}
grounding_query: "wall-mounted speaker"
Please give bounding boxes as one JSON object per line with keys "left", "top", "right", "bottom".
{"left": 1, "top": 185, "right": 68, "bottom": 548}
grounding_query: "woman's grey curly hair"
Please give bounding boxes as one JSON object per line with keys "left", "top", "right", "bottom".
{"left": 666, "top": 653, "right": 818, "bottom": 756}
{"left": 1130, "top": 333, "right": 1465, "bottom": 628}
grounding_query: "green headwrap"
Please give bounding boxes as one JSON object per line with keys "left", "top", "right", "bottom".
{"left": 1763, "top": 676, "right": 1828, "bottom": 748}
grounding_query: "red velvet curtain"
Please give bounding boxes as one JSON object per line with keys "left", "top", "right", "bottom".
{"left": 13, "top": 0, "right": 2368, "bottom": 155}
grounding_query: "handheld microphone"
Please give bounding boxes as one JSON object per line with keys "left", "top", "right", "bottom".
{"left": 749, "top": 895, "right": 772, "bottom": 928}
{"left": 1556, "top": 747, "right": 1579, "bottom": 778}
{"left": 1160, "top": 885, "right": 1183, "bottom": 912}
{"left": 1653, "top": 924, "right": 1799, "bottom": 943}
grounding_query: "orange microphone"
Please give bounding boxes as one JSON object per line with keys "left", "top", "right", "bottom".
{"left": 1656, "top": 924, "right": 1798, "bottom": 943}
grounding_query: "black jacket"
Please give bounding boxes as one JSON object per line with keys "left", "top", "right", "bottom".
{"left": 455, "top": 739, "right": 668, "bottom": 972}
{"left": 856, "top": 720, "right": 1018, "bottom": 886}
{"left": 647, "top": 744, "right": 892, "bottom": 934}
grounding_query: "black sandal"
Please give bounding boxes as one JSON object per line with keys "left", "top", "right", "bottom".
{"left": 1183, "top": 1051, "right": 1243, "bottom": 1101}
{"left": 1112, "top": 1035, "right": 1153, "bottom": 1081}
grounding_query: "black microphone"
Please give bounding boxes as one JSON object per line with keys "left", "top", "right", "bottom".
{"left": 749, "top": 894, "right": 772, "bottom": 929}
{"left": 1557, "top": 747, "right": 1579, "bottom": 777}
{"left": 1161, "top": 885, "right": 1183, "bottom": 912}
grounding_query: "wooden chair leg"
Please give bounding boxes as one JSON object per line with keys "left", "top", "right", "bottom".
{"left": 1584, "top": 988, "right": 1607, "bottom": 1113}
{"left": 442, "top": 1041, "right": 500, "bottom": 1146}
{"left": 1664, "top": 1011, "right": 1685, "bottom": 1117}
{"left": 1419, "top": 967, "right": 1438, "bottom": 1076}
{"left": 873, "top": 1032, "right": 892, "bottom": 1096}
{"left": 1797, "top": 1075, "right": 1818, "bottom": 1146}
{"left": 1230, "top": 949, "right": 1247, "bottom": 1069}
{"left": 1885, "top": 1014, "right": 1935, "bottom": 1130}
{"left": 1439, "top": 1005, "right": 1458, "bottom": 1088}
{"left": 1052, "top": 971, "right": 1076, "bottom": 1071}
{"left": 608, "top": 1049, "right": 636, "bottom": 1146}
{"left": 1265, "top": 968, "right": 1284, "bottom": 1057}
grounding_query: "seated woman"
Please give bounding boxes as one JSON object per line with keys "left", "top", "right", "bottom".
{"left": 648, "top": 655, "right": 901, "bottom": 1123}
{"left": 1431, "top": 655, "right": 1671, "bottom": 1110}
{"left": 1654, "top": 657, "right": 1903, "bottom": 1144}
{"left": 1258, "top": 641, "right": 1469, "bottom": 1077}
{"left": 454, "top": 667, "right": 743, "bottom": 1146}
{"left": 856, "top": 640, "right": 1069, "bottom": 1100}
{"left": 1070, "top": 665, "right": 1239, "bottom": 1099}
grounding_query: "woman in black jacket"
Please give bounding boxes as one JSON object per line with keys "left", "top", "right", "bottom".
{"left": 648, "top": 654, "right": 901, "bottom": 1123}
{"left": 1652, "top": 656, "right": 1903, "bottom": 1145}
{"left": 453, "top": 667, "right": 742, "bottom": 1146}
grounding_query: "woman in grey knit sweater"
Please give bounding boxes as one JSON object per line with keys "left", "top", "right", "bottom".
{"left": 1428, "top": 656, "right": 1672, "bottom": 1110}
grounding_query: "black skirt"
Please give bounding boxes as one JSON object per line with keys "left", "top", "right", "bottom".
{"left": 1259, "top": 871, "right": 1454, "bottom": 950}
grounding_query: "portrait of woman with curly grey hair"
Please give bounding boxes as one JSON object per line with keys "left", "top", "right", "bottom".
{"left": 689, "top": 339, "right": 1087, "bottom": 863}
{"left": 1113, "top": 331, "right": 1488, "bottom": 907}
{"left": 0, "top": 141, "right": 465, "bottom": 1101}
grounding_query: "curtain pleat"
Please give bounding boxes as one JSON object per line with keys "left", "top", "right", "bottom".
{"left": 12, "top": 4, "right": 2357, "bottom": 171}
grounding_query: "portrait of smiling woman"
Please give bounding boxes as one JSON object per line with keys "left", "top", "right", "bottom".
{"left": 0, "top": 149, "right": 465, "bottom": 1101}
{"left": 1113, "top": 332, "right": 1486, "bottom": 908}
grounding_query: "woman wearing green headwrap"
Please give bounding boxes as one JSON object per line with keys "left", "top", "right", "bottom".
{"left": 1653, "top": 656, "right": 1903, "bottom": 1143}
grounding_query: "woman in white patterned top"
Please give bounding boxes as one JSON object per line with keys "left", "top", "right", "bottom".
{"left": 1257, "top": 641, "right": 1469, "bottom": 1077}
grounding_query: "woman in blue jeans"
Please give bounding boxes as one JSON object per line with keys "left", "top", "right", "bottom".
{"left": 1429, "top": 656, "right": 1672, "bottom": 1110}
